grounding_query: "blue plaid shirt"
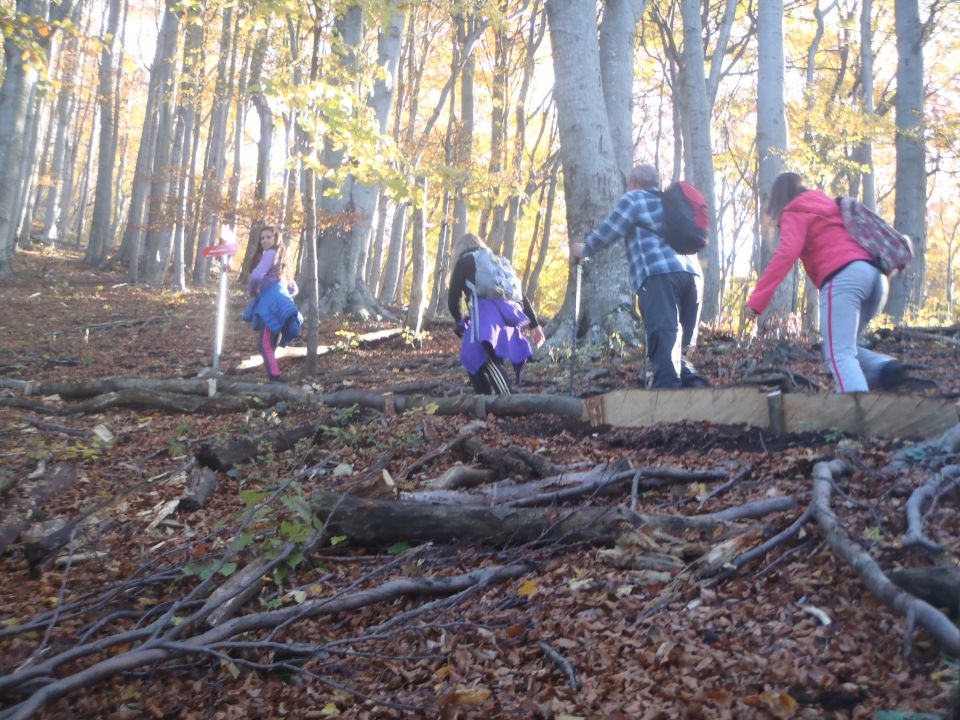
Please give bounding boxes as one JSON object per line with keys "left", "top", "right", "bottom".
{"left": 582, "top": 188, "right": 701, "bottom": 293}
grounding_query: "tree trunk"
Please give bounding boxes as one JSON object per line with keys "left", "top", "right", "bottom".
{"left": 855, "top": 0, "right": 876, "bottom": 209}
{"left": 678, "top": 0, "right": 719, "bottom": 321}
{"left": 190, "top": 5, "right": 235, "bottom": 287}
{"left": 888, "top": 0, "right": 926, "bottom": 319}
{"left": 756, "top": 0, "right": 793, "bottom": 320}
{"left": 404, "top": 177, "right": 428, "bottom": 333}
{"left": 378, "top": 202, "right": 407, "bottom": 305}
{"left": 83, "top": 0, "right": 123, "bottom": 266}
{"left": 544, "top": 0, "right": 639, "bottom": 348}
{"left": 300, "top": 25, "right": 321, "bottom": 375}
{"left": 143, "top": 6, "right": 182, "bottom": 285}
{"left": 119, "top": 3, "right": 163, "bottom": 280}
{"left": 0, "top": 0, "right": 72, "bottom": 275}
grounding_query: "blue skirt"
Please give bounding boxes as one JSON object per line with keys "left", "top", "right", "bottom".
{"left": 460, "top": 297, "right": 533, "bottom": 377}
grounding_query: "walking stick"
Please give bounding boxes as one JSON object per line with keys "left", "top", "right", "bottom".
{"left": 568, "top": 260, "right": 582, "bottom": 395}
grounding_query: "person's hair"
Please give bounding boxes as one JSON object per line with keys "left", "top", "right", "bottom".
{"left": 453, "top": 232, "right": 487, "bottom": 259}
{"left": 249, "top": 224, "right": 286, "bottom": 276}
{"left": 765, "top": 172, "right": 807, "bottom": 221}
{"left": 628, "top": 164, "right": 660, "bottom": 189}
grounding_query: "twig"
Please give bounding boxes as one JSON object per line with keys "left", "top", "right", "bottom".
{"left": 706, "top": 507, "right": 813, "bottom": 588}
{"left": 538, "top": 640, "right": 581, "bottom": 691}
{"left": 698, "top": 465, "right": 752, "bottom": 509}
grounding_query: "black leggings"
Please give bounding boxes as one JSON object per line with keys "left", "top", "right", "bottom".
{"left": 468, "top": 352, "right": 511, "bottom": 395}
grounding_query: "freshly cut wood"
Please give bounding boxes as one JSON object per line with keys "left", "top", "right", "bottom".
{"left": 177, "top": 468, "right": 218, "bottom": 512}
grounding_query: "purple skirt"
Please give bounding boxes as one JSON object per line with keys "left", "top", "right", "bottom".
{"left": 460, "top": 297, "right": 533, "bottom": 377}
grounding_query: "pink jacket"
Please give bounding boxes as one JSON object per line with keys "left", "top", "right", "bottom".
{"left": 747, "top": 189, "right": 872, "bottom": 315}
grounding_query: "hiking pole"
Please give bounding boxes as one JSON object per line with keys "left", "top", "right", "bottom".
{"left": 568, "top": 260, "right": 582, "bottom": 395}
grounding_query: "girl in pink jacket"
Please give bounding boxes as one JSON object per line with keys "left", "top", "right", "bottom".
{"left": 745, "top": 172, "right": 904, "bottom": 393}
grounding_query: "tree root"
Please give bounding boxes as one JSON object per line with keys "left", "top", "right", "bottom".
{"left": 811, "top": 460, "right": 960, "bottom": 657}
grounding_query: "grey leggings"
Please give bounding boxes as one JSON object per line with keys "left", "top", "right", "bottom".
{"left": 819, "top": 260, "right": 893, "bottom": 392}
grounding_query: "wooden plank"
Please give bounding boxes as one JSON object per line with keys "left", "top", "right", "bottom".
{"left": 593, "top": 387, "right": 959, "bottom": 440}
{"left": 595, "top": 388, "right": 770, "bottom": 430}
{"left": 782, "top": 393, "right": 960, "bottom": 439}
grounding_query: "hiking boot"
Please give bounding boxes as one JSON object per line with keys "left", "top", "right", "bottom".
{"left": 876, "top": 361, "right": 906, "bottom": 391}
{"left": 682, "top": 374, "right": 711, "bottom": 388}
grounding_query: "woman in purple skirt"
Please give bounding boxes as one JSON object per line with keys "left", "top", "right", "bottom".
{"left": 447, "top": 234, "right": 544, "bottom": 394}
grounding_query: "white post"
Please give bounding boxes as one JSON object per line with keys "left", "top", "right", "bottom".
{"left": 213, "top": 257, "right": 229, "bottom": 370}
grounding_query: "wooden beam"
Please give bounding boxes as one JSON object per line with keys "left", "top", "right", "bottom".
{"left": 593, "top": 388, "right": 960, "bottom": 439}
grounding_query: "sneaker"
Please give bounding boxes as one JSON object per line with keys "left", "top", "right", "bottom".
{"left": 682, "top": 374, "right": 711, "bottom": 388}
{"left": 876, "top": 361, "right": 906, "bottom": 391}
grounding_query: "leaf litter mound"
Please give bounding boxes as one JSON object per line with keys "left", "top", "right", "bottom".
{"left": 0, "top": 249, "right": 958, "bottom": 719}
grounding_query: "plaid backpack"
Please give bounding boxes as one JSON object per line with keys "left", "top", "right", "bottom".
{"left": 836, "top": 197, "right": 914, "bottom": 276}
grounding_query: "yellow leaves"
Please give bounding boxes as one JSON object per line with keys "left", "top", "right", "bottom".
{"left": 319, "top": 703, "right": 339, "bottom": 715}
{"left": 516, "top": 579, "right": 539, "bottom": 599}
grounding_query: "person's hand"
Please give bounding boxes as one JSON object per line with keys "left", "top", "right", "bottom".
{"left": 570, "top": 242, "right": 586, "bottom": 260}
{"left": 454, "top": 320, "right": 466, "bottom": 338}
{"left": 743, "top": 306, "right": 760, "bottom": 321}
{"left": 529, "top": 326, "right": 545, "bottom": 348}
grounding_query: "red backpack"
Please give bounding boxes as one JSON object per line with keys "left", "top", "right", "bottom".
{"left": 657, "top": 181, "right": 709, "bottom": 255}
{"left": 836, "top": 197, "right": 914, "bottom": 275}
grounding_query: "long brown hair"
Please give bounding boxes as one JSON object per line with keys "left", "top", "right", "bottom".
{"left": 765, "top": 172, "right": 807, "bottom": 222}
{"left": 249, "top": 225, "right": 285, "bottom": 275}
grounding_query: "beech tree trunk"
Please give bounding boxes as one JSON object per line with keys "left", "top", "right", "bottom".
{"left": 678, "top": 0, "right": 719, "bottom": 321}
{"left": 0, "top": 0, "right": 73, "bottom": 275}
{"left": 544, "top": 0, "right": 640, "bottom": 347}
{"left": 756, "top": 0, "right": 793, "bottom": 320}
{"left": 143, "top": 6, "right": 182, "bottom": 285}
{"left": 888, "top": 0, "right": 926, "bottom": 319}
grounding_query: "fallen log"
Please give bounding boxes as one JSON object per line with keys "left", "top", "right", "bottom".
{"left": 0, "top": 463, "right": 77, "bottom": 555}
{"left": 310, "top": 492, "right": 798, "bottom": 547}
{"left": 403, "top": 460, "right": 721, "bottom": 508}
{"left": 195, "top": 423, "right": 320, "bottom": 471}
{"left": 811, "top": 460, "right": 960, "bottom": 656}
{"left": 889, "top": 566, "right": 960, "bottom": 619}
{"left": 412, "top": 462, "right": 624, "bottom": 503}
{"left": 0, "top": 390, "right": 252, "bottom": 416}
{"left": 177, "top": 468, "right": 219, "bottom": 513}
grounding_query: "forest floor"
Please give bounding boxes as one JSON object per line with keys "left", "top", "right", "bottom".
{"left": 0, "top": 247, "right": 959, "bottom": 719}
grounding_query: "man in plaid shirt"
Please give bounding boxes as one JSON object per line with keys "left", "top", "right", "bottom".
{"left": 570, "top": 164, "right": 707, "bottom": 389}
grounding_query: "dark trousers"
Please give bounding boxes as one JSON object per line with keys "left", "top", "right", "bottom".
{"left": 638, "top": 271, "right": 703, "bottom": 389}
{"left": 468, "top": 345, "right": 512, "bottom": 395}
